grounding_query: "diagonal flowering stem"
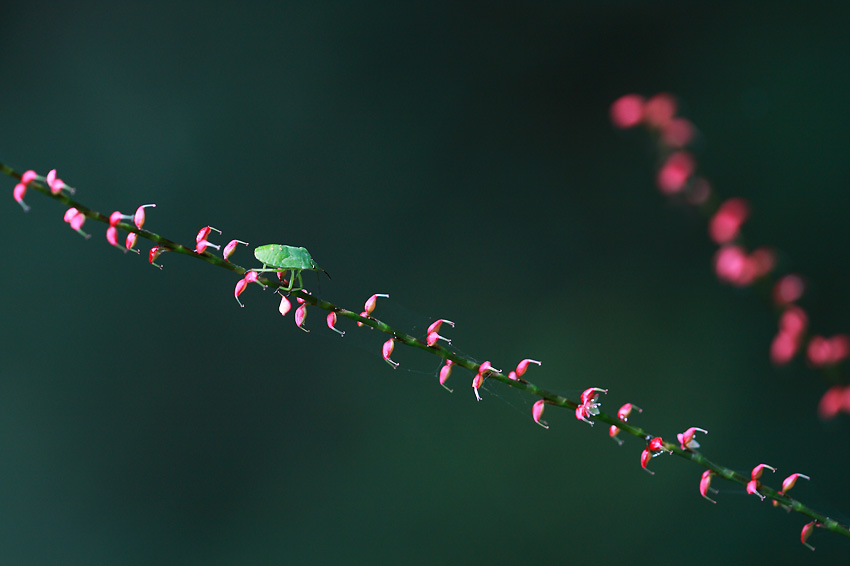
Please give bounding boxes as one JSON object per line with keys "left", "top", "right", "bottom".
{"left": 3, "top": 160, "right": 849, "bottom": 547}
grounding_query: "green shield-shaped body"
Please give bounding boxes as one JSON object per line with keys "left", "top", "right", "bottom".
{"left": 254, "top": 244, "right": 318, "bottom": 270}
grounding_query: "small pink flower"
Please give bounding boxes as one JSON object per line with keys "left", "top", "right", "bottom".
{"left": 110, "top": 204, "right": 156, "bottom": 229}
{"left": 382, "top": 338, "right": 399, "bottom": 369}
{"left": 609, "top": 425, "right": 623, "bottom": 446}
{"left": 699, "top": 470, "right": 717, "bottom": 503}
{"left": 223, "top": 240, "right": 249, "bottom": 262}
{"left": 63, "top": 208, "right": 90, "bottom": 239}
{"left": 46, "top": 168, "right": 74, "bottom": 195}
{"left": 677, "top": 427, "right": 707, "bottom": 450}
{"left": 515, "top": 358, "right": 541, "bottom": 377}
{"left": 148, "top": 246, "right": 167, "bottom": 269}
{"left": 478, "top": 361, "right": 500, "bottom": 376}
{"left": 800, "top": 521, "right": 818, "bottom": 551}
{"left": 472, "top": 372, "right": 484, "bottom": 401}
{"left": 617, "top": 403, "right": 642, "bottom": 421}
{"left": 426, "top": 319, "right": 455, "bottom": 344}
{"left": 747, "top": 463, "right": 776, "bottom": 501}
{"left": 532, "top": 399, "right": 549, "bottom": 429}
{"left": 817, "top": 385, "right": 850, "bottom": 420}
{"left": 709, "top": 198, "right": 749, "bottom": 244}
{"left": 278, "top": 294, "right": 291, "bottom": 316}
{"left": 326, "top": 311, "right": 344, "bottom": 336}
{"left": 20, "top": 170, "right": 38, "bottom": 184}
{"left": 656, "top": 151, "right": 695, "bottom": 194}
{"left": 780, "top": 472, "right": 810, "bottom": 494}
{"left": 640, "top": 448, "right": 655, "bottom": 475}
{"left": 13, "top": 183, "right": 30, "bottom": 211}
{"left": 660, "top": 117, "right": 695, "bottom": 148}
{"left": 575, "top": 387, "right": 607, "bottom": 425}
{"left": 295, "top": 304, "right": 309, "bottom": 332}
{"left": 125, "top": 232, "right": 140, "bottom": 254}
{"left": 609, "top": 94, "right": 645, "bottom": 129}
{"left": 364, "top": 293, "right": 390, "bottom": 315}
{"left": 106, "top": 226, "right": 127, "bottom": 252}
{"left": 234, "top": 272, "right": 266, "bottom": 307}
{"left": 438, "top": 359, "right": 454, "bottom": 392}
{"left": 640, "top": 437, "right": 669, "bottom": 475}
{"left": 643, "top": 93, "right": 677, "bottom": 128}
{"left": 772, "top": 274, "right": 805, "bottom": 306}
{"left": 807, "top": 334, "right": 850, "bottom": 367}
{"left": 195, "top": 226, "right": 222, "bottom": 254}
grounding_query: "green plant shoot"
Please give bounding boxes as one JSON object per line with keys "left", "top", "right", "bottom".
{"left": 251, "top": 244, "right": 330, "bottom": 291}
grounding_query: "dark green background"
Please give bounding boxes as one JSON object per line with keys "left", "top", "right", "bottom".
{"left": 2, "top": 2, "right": 849, "bottom": 563}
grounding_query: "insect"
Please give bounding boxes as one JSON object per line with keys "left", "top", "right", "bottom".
{"left": 250, "top": 244, "right": 330, "bottom": 292}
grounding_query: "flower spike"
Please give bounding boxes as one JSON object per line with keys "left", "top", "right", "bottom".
{"left": 532, "top": 399, "right": 549, "bottom": 429}
{"left": 326, "top": 312, "right": 344, "bottom": 336}
{"left": 382, "top": 339, "right": 399, "bottom": 368}
{"left": 677, "top": 427, "right": 708, "bottom": 450}
{"left": 223, "top": 240, "right": 249, "bottom": 262}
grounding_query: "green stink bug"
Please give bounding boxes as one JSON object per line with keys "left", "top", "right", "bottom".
{"left": 250, "top": 244, "right": 330, "bottom": 292}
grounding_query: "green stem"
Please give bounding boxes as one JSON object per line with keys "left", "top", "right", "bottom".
{"left": 3, "top": 161, "right": 848, "bottom": 544}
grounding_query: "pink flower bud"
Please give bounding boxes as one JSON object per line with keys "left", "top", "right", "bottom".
{"left": 364, "top": 293, "right": 389, "bottom": 315}
{"left": 223, "top": 240, "right": 249, "bottom": 262}
{"left": 609, "top": 94, "right": 645, "bottom": 129}
{"left": 278, "top": 294, "right": 291, "bottom": 316}
{"left": 617, "top": 403, "right": 642, "bottom": 421}
{"left": 747, "top": 463, "right": 775, "bottom": 501}
{"left": 532, "top": 399, "right": 548, "bottom": 429}
{"left": 773, "top": 274, "right": 805, "bottom": 306}
{"left": 295, "top": 304, "right": 309, "bottom": 332}
{"left": 478, "top": 361, "right": 500, "bottom": 376}
{"left": 195, "top": 226, "right": 222, "bottom": 253}
{"left": 63, "top": 208, "right": 90, "bottom": 239}
{"left": 472, "top": 372, "right": 484, "bottom": 401}
{"left": 709, "top": 198, "right": 749, "bottom": 244}
{"left": 609, "top": 425, "right": 623, "bottom": 446}
{"left": 133, "top": 204, "right": 155, "bottom": 229}
{"left": 234, "top": 278, "right": 248, "bottom": 307}
{"left": 326, "top": 312, "right": 344, "bottom": 336}
{"left": 817, "top": 385, "right": 847, "bottom": 420}
{"left": 648, "top": 437, "right": 666, "bottom": 452}
{"left": 382, "top": 339, "right": 399, "bottom": 369}
{"left": 124, "top": 232, "right": 140, "bottom": 254}
{"left": 800, "top": 521, "right": 817, "bottom": 551}
{"left": 640, "top": 448, "right": 655, "bottom": 475}
{"left": 13, "top": 183, "right": 30, "bottom": 211}
{"left": 106, "top": 226, "right": 127, "bottom": 252}
{"left": 426, "top": 331, "right": 450, "bottom": 347}
{"left": 660, "top": 117, "right": 695, "bottom": 148}
{"left": 780, "top": 473, "right": 810, "bottom": 494}
{"left": 807, "top": 334, "right": 850, "bottom": 367}
{"left": 438, "top": 359, "right": 454, "bottom": 392}
{"left": 46, "top": 168, "right": 73, "bottom": 194}
{"left": 751, "top": 463, "right": 775, "bottom": 480}
{"left": 427, "top": 318, "right": 455, "bottom": 335}
{"left": 148, "top": 246, "right": 167, "bottom": 269}
{"left": 515, "top": 358, "right": 541, "bottom": 377}
{"left": 677, "top": 427, "right": 707, "bottom": 450}
{"left": 699, "top": 470, "right": 717, "bottom": 504}
{"left": 20, "top": 170, "right": 37, "bottom": 184}
{"left": 643, "top": 92, "right": 677, "bottom": 128}
{"left": 656, "top": 151, "right": 695, "bottom": 194}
